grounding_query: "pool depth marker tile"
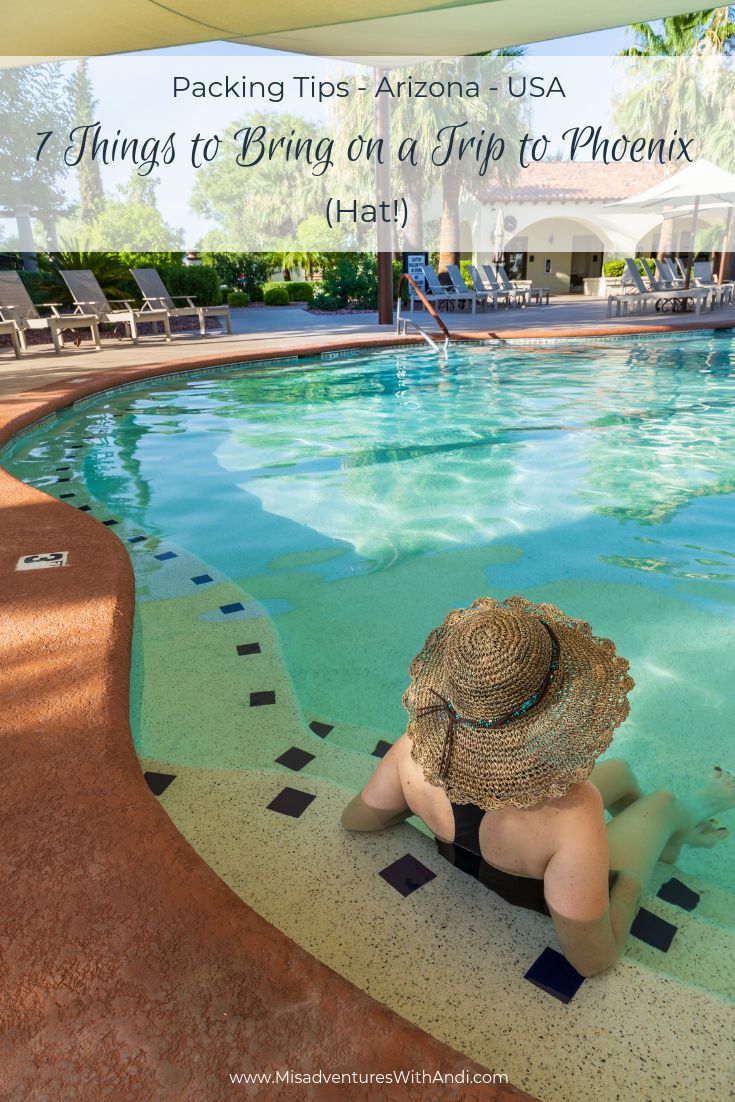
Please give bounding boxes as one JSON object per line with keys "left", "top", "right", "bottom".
{"left": 250, "top": 691, "right": 276, "bottom": 707}
{"left": 630, "top": 908, "right": 678, "bottom": 952}
{"left": 372, "top": 740, "right": 392, "bottom": 758}
{"left": 309, "top": 720, "right": 333, "bottom": 738}
{"left": 656, "top": 878, "right": 700, "bottom": 911}
{"left": 236, "top": 642, "right": 261, "bottom": 656}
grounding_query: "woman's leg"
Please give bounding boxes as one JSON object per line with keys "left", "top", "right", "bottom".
{"left": 589, "top": 758, "right": 643, "bottom": 816}
{"left": 606, "top": 790, "right": 693, "bottom": 884}
{"left": 607, "top": 770, "right": 733, "bottom": 878}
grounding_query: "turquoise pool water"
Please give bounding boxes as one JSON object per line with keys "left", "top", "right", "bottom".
{"left": 5, "top": 334, "right": 735, "bottom": 892}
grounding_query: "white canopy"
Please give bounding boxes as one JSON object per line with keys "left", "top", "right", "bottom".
{"left": 1, "top": 0, "right": 711, "bottom": 62}
{"left": 609, "top": 159, "right": 735, "bottom": 210}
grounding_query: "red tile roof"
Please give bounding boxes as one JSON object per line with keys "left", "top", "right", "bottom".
{"left": 487, "top": 162, "right": 663, "bottom": 203}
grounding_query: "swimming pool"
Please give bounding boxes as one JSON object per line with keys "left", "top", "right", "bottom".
{"left": 4, "top": 334, "right": 735, "bottom": 904}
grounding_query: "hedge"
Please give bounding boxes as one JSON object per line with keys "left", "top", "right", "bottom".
{"left": 262, "top": 280, "right": 315, "bottom": 302}
{"left": 156, "top": 264, "right": 221, "bottom": 306}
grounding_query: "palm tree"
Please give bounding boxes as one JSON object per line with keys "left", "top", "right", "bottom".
{"left": 616, "top": 9, "right": 735, "bottom": 257}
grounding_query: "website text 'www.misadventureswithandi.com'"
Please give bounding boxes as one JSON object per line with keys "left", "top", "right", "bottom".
{"left": 229, "top": 1068, "right": 508, "bottom": 1086}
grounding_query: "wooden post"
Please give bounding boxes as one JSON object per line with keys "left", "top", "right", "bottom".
{"left": 374, "top": 69, "right": 393, "bottom": 326}
{"left": 718, "top": 204, "right": 733, "bottom": 285}
{"left": 684, "top": 196, "right": 700, "bottom": 290}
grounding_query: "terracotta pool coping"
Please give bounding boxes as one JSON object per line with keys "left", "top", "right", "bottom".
{"left": 0, "top": 333, "right": 538, "bottom": 1102}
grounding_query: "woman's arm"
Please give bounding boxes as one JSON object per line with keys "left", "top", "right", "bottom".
{"left": 543, "top": 783, "right": 643, "bottom": 976}
{"left": 341, "top": 739, "right": 412, "bottom": 832}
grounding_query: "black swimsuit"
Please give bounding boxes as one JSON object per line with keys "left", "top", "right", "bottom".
{"left": 436, "top": 801, "right": 618, "bottom": 917}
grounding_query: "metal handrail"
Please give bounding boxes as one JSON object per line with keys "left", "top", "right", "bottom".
{"left": 396, "top": 273, "right": 451, "bottom": 341}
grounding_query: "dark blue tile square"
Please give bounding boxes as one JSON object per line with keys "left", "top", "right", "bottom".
{"left": 656, "top": 878, "right": 700, "bottom": 912}
{"left": 77, "top": 505, "right": 91, "bottom": 512}
{"left": 128, "top": 535, "right": 147, "bottom": 544}
{"left": 236, "top": 642, "right": 261, "bottom": 656}
{"left": 630, "top": 908, "right": 677, "bottom": 952}
{"left": 267, "top": 786, "right": 316, "bottom": 818}
{"left": 275, "top": 747, "right": 315, "bottom": 772}
{"left": 144, "top": 771, "right": 176, "bottom": 796}
{"left": 192, "top": 574, "right": 213, "bottom": 585}
{"left": 68, "top": 444, "right": 84, "bottom": 449}
{"left": 524, "top": 948, "right": 585, "bottom": 1003}
{"left": 309, "top": 720, "right": 333, "bottom": 738}
{"left": 154, "top": 551, "right": 177, "bottom": 561}
{"left": 372, "top": 739, "right": 393, "bottom": 758}
{"left": 57, "top": 477, "right": 71, "bottom": 483}
{"left": 250, "top": 690, "right": 275, "bottom": 706}
{"left": 59, "top": 492, "right": 75, "bottom": 499}
{"left": 56, "top": 466, "right": 70, "bottom": 471}
{"left": 220, "top": 602, "right": 244, "bottom": 614}
{"left": 379, "top": 854, "right": 436, "bottom": 897}
{"left": 102, "top": 519, "right": 118, "bottom": 526}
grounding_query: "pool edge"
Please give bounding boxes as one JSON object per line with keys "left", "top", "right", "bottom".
{"left": 0, "top": 335, "right": 536, "bottom": 1102}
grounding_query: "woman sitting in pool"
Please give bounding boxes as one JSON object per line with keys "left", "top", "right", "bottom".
{"left": 341, "top": 596, "right": 733, "bottom": 977}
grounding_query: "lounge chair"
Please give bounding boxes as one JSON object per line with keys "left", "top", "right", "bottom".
{"left": 690, "top": 260, "right": 734, "bottom": 305}
{"left": 482, "top": 265, "right": 524, "bottom": 307}
{"left": 0, "top": 316, "right": 21, "bottom": 358}
{"left": 653, "top": 258, "right": 682, "bottom": 288}
{"left": 496, "top": 264, "right": 550, "bottom": 306}
{"left": 0, "top": 271, "right": 101, "bottom": 354}
{"left": 421, "top": 265, "right": 472, "bottom": 311}
{"left": 607, "top": 259, "right": 709, "bottom": 317}
{"left": 465, "top": 264, "right": 512, "bottom": 309}
{"left": 445, "top": 265, "right": 486, "bottom": 313}
{"left": 131, "top": 268, "right": 231, "bottom": 336}
{"left": 61, "top": 269, "right": 171, "bottom": 344}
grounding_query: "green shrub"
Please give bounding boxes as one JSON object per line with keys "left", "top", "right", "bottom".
{"left": 459, "top": 259, "right": 474, "bottom": 287}
{"left": 263, "top": 285, "right": 290, "bottom": 306}
{"left": 262, "top": 280, "right": 315, "bottom": 302}
{"left": 285, "top": 280, "right": 314, "bottom": 301}
{"left": 227, "top": 290, "right": 250, "bottom": 307}
{"left": 18, "top": 270, "right": 57, "bottom": 305}
{"left": 604, "top": 258, "right": 650, "bottom": 278}
{"left": 312, "top": 254, "right": 378, "bottom": 310}
{"left": 34, "top": 251, "right": 136, "bottom": 305}
{"left": 201, "top": 252, "right": 276, "bottom": 300}
{"left": 157, "top": 263, "right": 221, "bottom": 306}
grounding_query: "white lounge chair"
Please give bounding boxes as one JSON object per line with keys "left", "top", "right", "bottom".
{"left": 0, "top": 316, "right": 21, "bottom": 358}
{"left": 607, "top": 259, "right": 709, "bottom": 317}
{"left": 61, "top": 269, "right": 171, "bottom": 344}
{"left": 465, "top": 264, "right": 512, "bottom": 309}
{"left": 131, "top": 268, "right": 231, "bottom": 336}
{"left": 445, "top": 265, "right": 486, "bottom": 313}
{"left": 0, "top": 271, "right": 101, "bottom": 354}
{"left": 482, "top": 265, "right": 525, "bottom": 307}
{"left": 421, "top": 265, "right": 471, "bottom": 311}
{"left": 496, "top": 264, "right": 550, "bottom": 306}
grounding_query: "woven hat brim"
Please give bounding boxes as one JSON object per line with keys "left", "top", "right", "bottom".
{"left": 403, "top": 596, "right": 634, "bottom": 810}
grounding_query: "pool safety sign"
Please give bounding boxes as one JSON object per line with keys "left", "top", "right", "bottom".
{"left": 15, "top": 552, "right": 69, "bottom": 571}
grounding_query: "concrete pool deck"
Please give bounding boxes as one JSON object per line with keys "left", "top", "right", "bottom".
{"left": 2, "top": 301, "right": 735, "bottom": 1101}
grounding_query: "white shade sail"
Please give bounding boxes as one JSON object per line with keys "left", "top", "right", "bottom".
{"left": 608, "top": 159, "right": 735, "bottom": 210}
{"left": 0, "top": 0, "right": 712, "bottom": 61}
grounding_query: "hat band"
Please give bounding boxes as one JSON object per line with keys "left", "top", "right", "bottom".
{"left": 417, "top": 622, "right": 560, "bottom": 781}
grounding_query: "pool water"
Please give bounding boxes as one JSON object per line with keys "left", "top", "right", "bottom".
{"left": 5, "top": 334, "right": 735, "bottom": 894}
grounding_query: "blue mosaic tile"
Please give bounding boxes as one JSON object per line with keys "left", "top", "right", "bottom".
{"left": 525, "top": 948, "right": 585, "bottom": 1003}
{"left": 630, "top": 908, "right": 677, "bottom": 952}
{"left": 154, "top": 551, "right": 177, "bottom": 561}
{"left": 220, "top": 602, "right": 244, "bottom": 614}
{"left": 267, "top": 787, "right": 316, "bottom": 818}
{"left": 379, "top": 854, "right": 436, "bottom": 897}
{"left": 102, "top": 519, "right": 118, "bottom": 526}
{"left": 191, "top": 574, "right": 213, "bottom": 585}
{"left": 144, "top": 771, "right": 176, "bottom": 796}
{"left": 59, "top": 492, "right": 75, "bottom": 499}
{"left": 250, "top": 690, "right": 275, "bottom": 706}
{"left": 656, "top": 878, "right": 700, "bottom": 912}
{"left": 309, "top": 720, "right": 333, "bottom": 738}
{"left": 275, "top": 747, "right": 315, "bottom": 771}
{"left": 128, "top": 535, "right": 147, "bottom": 544}
{"left": 372, "top": 740, "right": 393, "bottom": 758}
{"left": 236, "top": 642, "right": 261, "bottom": 656}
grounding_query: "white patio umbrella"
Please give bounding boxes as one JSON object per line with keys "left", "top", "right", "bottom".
{"left": 491, "top": 209, "right": 505, "bottom": 272}
{"left": 608, "top": 159, "right": 735, "bottom": 287}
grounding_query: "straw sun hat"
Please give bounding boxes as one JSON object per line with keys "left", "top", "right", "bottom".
{"left": 403, "top": 596, "right": 634, "bottom": 811}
